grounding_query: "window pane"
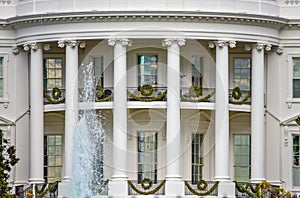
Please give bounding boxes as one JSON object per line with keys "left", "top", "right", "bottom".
{"left": 234, "top": 134, "right": 251, "bottom": 182}
{"left": 44, "top": 135, "right": 63, "bottom": 182}
{"left": 138, "top": 132, "right": 157, "bottom": 183}
{"left": 293, "top": 80, "right": 300, "bottom": 98}
{"left": 44, "top": 58, "right": 63, "bottom": 90}
{"left": 233, "top": 58, "right": 251, "bottom": 90}
{"left": 294, "top": 58, "right": 300, "bottom": 78}
{"left": 138, "top": 55, "right": 158, "bottom": 86}
{"left": 191, "top": 133, "right": 203, "bottom": 183}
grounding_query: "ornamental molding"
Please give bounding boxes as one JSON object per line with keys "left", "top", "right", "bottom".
{"left": 162, "top": 39, "right": 186, "bottom": 47}
{"left": 0, "top": 0, "right": 11, "bottom": 5}
{"left": 107, "top": 38, "right": 132, "bottom": 47}
{"left": 8, "top": 11, "right": 290, "bottom": 30}
{"left": 12, "top": 46, "right": 19, "bottom": 55}
{"left": 284, "top": 0, "right": 299, "bottom": 5}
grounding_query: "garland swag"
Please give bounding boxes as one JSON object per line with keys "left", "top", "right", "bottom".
{"left": 184, "top": 180, "right": 219, "bottom": 196}
{"left": 128, "top": 179, "right": 166, "bottom": 195}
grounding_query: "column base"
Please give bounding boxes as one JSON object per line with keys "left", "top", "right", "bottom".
{"left": 108, "top": 176, "right": 128, "bottom": 197}
{"left": 58, "top": 179, "right": 70, "bottom": 198}
{"left": 165, "top": 177, "right": 184, "bottom": 198}
{"left": 217, "top": 181, "right": 235, "bottom": 198}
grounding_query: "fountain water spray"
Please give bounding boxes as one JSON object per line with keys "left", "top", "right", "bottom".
{"left": 71, "top": 63, "right": 106, "bottom": 197}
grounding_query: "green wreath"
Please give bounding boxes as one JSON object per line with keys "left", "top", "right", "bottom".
{"left": 197, "top": 179, "right": 208, "bottom": 191}
{"left": 189, "top": 85, "right": 201, "bottom": 97}
{"left": 140, "top": 85, "right": 153, "bottom": 96}
{"left": 96, "top": 85, "right": 104, "bottom": 99}
{"left": 232, "top": 87, "right": 242, "bottom": 100}
{"left": 52, "top": 87, "right": 62, "bottom": 100}
{"left": 141, "top": 178, "right": 153, "bottom": 190}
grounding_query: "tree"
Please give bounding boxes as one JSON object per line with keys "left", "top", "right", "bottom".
{"left": 0, "top": 129, "right": 19, "bottom": 197}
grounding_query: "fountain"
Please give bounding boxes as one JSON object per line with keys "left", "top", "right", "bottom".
{"left": 70, "top": 63, "right": 106, "bottom": 197}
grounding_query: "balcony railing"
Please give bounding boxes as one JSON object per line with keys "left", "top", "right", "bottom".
{"left": 44, "top": 86, "right": 251, "bottom": 105}
{"left": 78, "top": 87, "right": 113, "bottom": 102}
{"left": 181, "top": 87, "right": 216, "bottom": 103}
{"left": 127, "top": 86, "right": 167, "bottom": 101}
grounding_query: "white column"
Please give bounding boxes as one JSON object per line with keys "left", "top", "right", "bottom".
{"left": 58, "top": 40, "right": 79, "bottom": 197}
{"left": 163, "top": 39, "right": 185, "bottom": 197}
{"left": 63, "top": 40, "right": 79, "bottom": 181}
{"left": 212, "top": 40, "right": 236, "bottom": 198}
{"left": 108, "top": 38, "right": 131, "bottom": 197}
{"left": 251, "top": 43, "right": 266, "bottom": 182}
{"left": 214, "top": 40, "right": 230, "bottom": 181}
{"left": 28, "top": 42, "right": 44, "bottom": 184}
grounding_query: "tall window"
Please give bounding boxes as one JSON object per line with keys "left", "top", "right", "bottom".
{"left": 0, "top": 57, "right": 3, "bottom": 98}
{"left": 138, "top": 55, "right": 158, "bottom": 87}
{"left": 293, "top": 135, "right": 300, "bottom": 186}
{"left": 93, "top": 56, "right": 104, "bottom": 86}
{"left": 44, "top": 135, "right": 63, "bottom": 182}
{"left": 43, "top": 58, "right": 63, "bottom": 90}
{"left": 233, "top": 58, "right": 251, "bottom": 90}
{"left": 293, "top": 58, "right": 300, "bottom": 98}
{"left": 234, "top": 134, "right": 251, "bottom": 182}
{"left": 191, "top": 56, "right": 203, "bottom": 88}
{"left": 192, "top": 133, "right": 203, "bottom": 184}
{"left": 138, "top": 132, "right": 157, "bottom": 183}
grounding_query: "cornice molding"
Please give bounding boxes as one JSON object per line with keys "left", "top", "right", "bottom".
{"left": 7, "top": 11, "right": 291, "bottom": 30}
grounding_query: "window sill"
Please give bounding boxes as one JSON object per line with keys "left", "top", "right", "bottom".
{"left": 286, "top": 98, "right": 300, "bottom": 108}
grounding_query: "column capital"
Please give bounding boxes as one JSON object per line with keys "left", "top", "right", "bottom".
{"left": 162, "top": 39, "right": 186, "bottom": 47}
{"left": 245, "top": 43, "right": 273, "bottom": 52}
{"left": 43, "top": 43, "right": 51, "bottom": 51}
{"left": 208, "top": 40, "right": 236, "bottom": 48}
{"left": 12, "top": 46, "right": 19, "bottom": 55}
{"left": 276, "top": 47, "right": 283, "bottom": 55}
{"left": 107, "top": 38, "right": 132, "bottom": 47}
{"left": 66, "top": 40, "right": 79, "bottom": 48}
{"left": 57, "top": 40, "right": 65, "bottom": 48}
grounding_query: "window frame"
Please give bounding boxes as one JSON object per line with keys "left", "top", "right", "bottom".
{"left": 233, "top": 134, "right": 251, "bottom": 182}
{"left": 43, "top": 54, "right": 65, "bottom": 91}
{"left": 137, "top": 54, "right": 159, "bottom": 87}
{"left": 230, "top": 55, "right": 252, "bottom": 91}
{"left": 43, "top": 134, "right": 63, "bottom": 182}
{"left": 137, "top": 131, "right": 158, "bottom": 184}
{"left": 191, "top": 55, "right": 204, "bottom": 89}
{"left": 0, "top": 54, "right": 9, "bottom": 104}
{"left": 191, "top": 133, "right": 203, "bottom": 184}
{"left": 287, "top": 53, "right": 300, "bottom": 104}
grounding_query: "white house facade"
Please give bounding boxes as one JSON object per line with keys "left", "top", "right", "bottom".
{"left": 0, "top": 0, "right": 300, "bottom": 197}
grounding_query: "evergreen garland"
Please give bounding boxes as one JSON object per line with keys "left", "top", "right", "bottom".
{"left": 129, "top": 91, "right": 167, "bottom": 102}
{"left": 229, "top": 90, "right": 251, "bottom": 105}
{"left": 181, "top": 91, "right": 215, "bottom": 102}
{"left": 189, "top": 85, "right": 201, "bottom": 97}
{"left": 184, "top": 180, "right": 219, "bottom": 196}
{"left": 128, "top": 179, "right": 166, "bottom": 195}
{"left": 235, "top": 181, "right": 291, "bottom": 198}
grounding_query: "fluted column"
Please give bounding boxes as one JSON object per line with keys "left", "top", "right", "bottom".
{"left": 108, "top": 38, "right": 131, "bottom": 197}
{"left": 163, "top": 38, "right": 186, "bottom": 197}
{"left": 251, "top": 43, "right": 267, "bottom": 182}
{"left": 28, "top": 42, "right": 44, "bottom": 184}
{"left": 63, "top": 40, "right": 79, "bottom": 181}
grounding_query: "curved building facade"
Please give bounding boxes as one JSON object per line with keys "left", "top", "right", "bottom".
{"left": 0, "top": 0, "right": 299, "bottom": 197}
